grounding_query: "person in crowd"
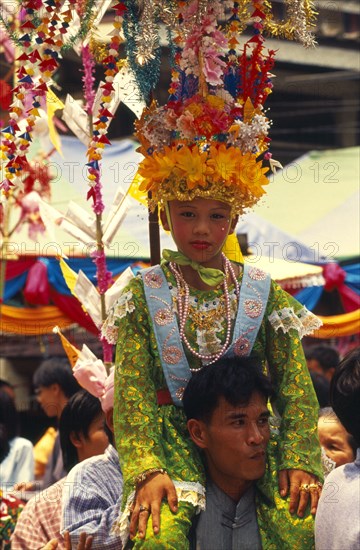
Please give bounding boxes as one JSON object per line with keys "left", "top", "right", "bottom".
{"left": 15, "top": 356, "right": 81, "bottom": 491}
{"left": 11, "top": 390, "right": 109, "bottom": 550}
{"left": 0, "top": 379, "right": 16, "bottom": 401}
{"left": 61, "top": 389, "right": 123, "bottom": 549}
{"left": 306, "top": 344, "right": 340, "bottom": 382}
{"left": 103, "top": 194, "right": 322, "bottom": 548}
{"left": 310, "top": 372, "right": 330, "bottom": 408}
{"left": 315, "top": 347, "right": 360, "bottom": 549}
{"left": 183, "top": 356, "right": 317, "bottom": 549}
{"left": 0, "top": 390, "right": 34, "bottom": 490}
{"left": 318, "top": 406, "right": 356, "bottom": 474}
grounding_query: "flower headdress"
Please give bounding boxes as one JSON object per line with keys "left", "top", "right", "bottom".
{"left": 134, "top": 1, "right": 283, "bottom": 215}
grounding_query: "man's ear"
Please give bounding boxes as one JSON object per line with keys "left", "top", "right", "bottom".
{"left": 105, "top": 409, "right": 114, "bottom": 433}
{"left": 187, "top": 419, "right": 208, "bottom": 450}
{"left": 160, "top": 208, "right": 170, "bottom": 232}
{"left": 229, "top": 215, "right": 239, "bottom": 234}
{"left": 69, "top": 431, "right": 83, "bottom": 449}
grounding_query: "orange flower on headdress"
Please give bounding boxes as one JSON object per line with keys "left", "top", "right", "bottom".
{"left": 138, "top": 146, "right": 176, "bottom": 191}
{"left": 175, "top": 146, "right": 208, "bottom": 189}
{"left": 207, "top": 144, "right": 241, "bottom": 186}
{"left": 236, "top": 152, "right": 269, "bottom": 198}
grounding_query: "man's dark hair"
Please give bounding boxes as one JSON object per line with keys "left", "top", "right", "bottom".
{"left": 0, "top": 390, "right": 18, "bottom": 462}
{"left": 319, "top": 406, "right": 358, "bottom": 457}
{"left": 330, "top": 348, "right": 360, "bottom": 447}
{"left": 59, "top": 389, "right": 106, "bottom": 473}
{"left": 305, "top": 345, "right": 340, "bottom": 373}
{"left": 183, "top": 355, "right": 274, "bottom": 422}
{"left": 33, "top": 357, "right": 80, "bottom": 398}
{"left": 311, "top": 372, "right": 330, "bottom": 407}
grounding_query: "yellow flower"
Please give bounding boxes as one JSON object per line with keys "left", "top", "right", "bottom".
{"left": 207, "top": 144, "right": 242, "bottom": 185}
{"left": 236, "top": 153, "right": 269, "bottom": 197}
{"left": 207, "top": 94, "right": 225, "bottom": 110}
{"left": 186, "top": 103, "right": 203, "bottom": 118}
{"left": 138, "top": 146, "right": 176, "bottom": 191}
{"left": 175, "top": 146, "right": 208, "bottom": 189}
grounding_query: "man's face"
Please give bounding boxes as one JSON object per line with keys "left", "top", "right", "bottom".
{"left": 35, "top": 384, "right": 61, "bottom": 417}
{"left": 192, "top": 391, "right": 270, "bottom": 492}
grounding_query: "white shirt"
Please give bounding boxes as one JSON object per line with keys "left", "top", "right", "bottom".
{"left": 0, "top": 437, "right": 34, "bottom": 490}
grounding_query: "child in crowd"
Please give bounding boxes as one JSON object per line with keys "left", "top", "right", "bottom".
{"left": 11, "top": 390, "right": 109, "bottom": 550}
{"left": 102, "top": 4, "right": 323, "bottom": 548}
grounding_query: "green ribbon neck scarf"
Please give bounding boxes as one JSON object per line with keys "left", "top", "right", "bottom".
{"left": 162, "top": 249, "right": 224, "bottom": 287}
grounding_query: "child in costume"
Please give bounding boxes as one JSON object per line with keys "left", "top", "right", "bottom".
{"left": 102, "top": 2, "right": 322, "bottom": 548}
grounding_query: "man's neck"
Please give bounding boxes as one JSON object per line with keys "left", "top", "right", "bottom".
{"left": 209, "top": 475, "right": 253, "bottom": 503}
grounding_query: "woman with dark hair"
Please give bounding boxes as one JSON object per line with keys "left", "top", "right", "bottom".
{"left": 0, "top": 390, "right": 34, "bottom": 489}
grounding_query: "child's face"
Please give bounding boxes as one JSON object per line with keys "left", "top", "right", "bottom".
{"left": 318, "top": 416, "right": 355, "bottom": 467}
{"left": 161, "top": 198, "right": 237, "bottom": 267}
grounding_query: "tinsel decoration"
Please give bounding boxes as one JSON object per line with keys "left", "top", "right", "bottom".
{"left": 85, "top": 1, "right": 125, "bottom": 204}
{"left": 120, "top": 0, "right": 316, "bottom": 102}
{"left": 1, "top": 0, "right": 74, "bottom": 192}
{"left": 81, "top": 44, "right": 96, "bottom": 114}
{"left": 121, "top": 0, "right": 162, "bottom": 102}
{"left": 0, "top": 0, "right": 99, "bottom": 52}
{"left": 262, "top": 0, "right": 317, "bottom": 47}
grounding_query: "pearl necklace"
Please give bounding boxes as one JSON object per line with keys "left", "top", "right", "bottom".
{"left": 169, "top": 254, "right": 239, "bottom": 369}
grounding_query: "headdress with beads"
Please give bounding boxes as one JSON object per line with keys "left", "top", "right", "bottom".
{"left": 132, "top": 1, "right": 315, "bottom": 215}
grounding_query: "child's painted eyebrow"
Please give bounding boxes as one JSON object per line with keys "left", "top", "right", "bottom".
{"left": 176, "top": 204, "right": 230, "bottom": 212}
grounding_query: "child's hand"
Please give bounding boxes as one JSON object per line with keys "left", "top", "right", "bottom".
{"left": 279, "top": 469, "right": 322, "bottom": 517}
{"left": 130, "top": 472, "right": 178, "bottom": 540}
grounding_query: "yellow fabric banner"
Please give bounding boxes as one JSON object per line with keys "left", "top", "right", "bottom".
{"left": 316, "top": 309, "right": 360, "bottom": 339}
{"left": 1, "top": 305, "right": 358, "bottom": 338}
{"left": 0, "top": 304, "right": 73, "bottom": 335}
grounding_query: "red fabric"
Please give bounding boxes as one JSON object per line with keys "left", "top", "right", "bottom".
{"left": 338, "top": 283, "right": 360, "bottom": 313}
{"left": 24, "top": 261, "right": 50, "bottom": 305}
{"left": 50, "top": 290, "right": 99, "bottom": 335}
{"left": 323, "top": 263, "right": 346, "bottom": 292}
{"left": 156, "top": 388, "right": 173, "bottom": 405}
{"left": 5, "top": 258, "right": 36, "bottom": 279}
{"left": 0, "top": 79, "right": 12, "bottom": 110}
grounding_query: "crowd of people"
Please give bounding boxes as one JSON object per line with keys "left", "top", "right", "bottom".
{"left": 0, "top": 345, "right": 359, "bottom": 549}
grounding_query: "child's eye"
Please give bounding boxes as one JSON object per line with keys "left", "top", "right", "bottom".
{"left": 211, "top": 213, "right": 226, "bottom": 220}
{"left": 180, "top": 211, "right": 195, "bottom": 218}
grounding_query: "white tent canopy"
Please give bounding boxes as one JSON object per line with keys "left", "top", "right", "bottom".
{"left": 248, "top": 147, "right": 360, "bottom": 259}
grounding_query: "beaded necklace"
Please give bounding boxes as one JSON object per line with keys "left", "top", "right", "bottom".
{"left": 169, "top": 253, "right": 240, "bottom": 369}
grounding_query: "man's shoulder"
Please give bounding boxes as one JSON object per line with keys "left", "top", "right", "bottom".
{"left": 26, "top": 477, "right": 66, "bottom": 511}
{"left": 65, "top": 446, "right": 121, "bottom": 485}
{"left": 325, "top": 459, "right": 359, "bottom": 485}
{"left": 10, "top": 436, "right": 33, "bottom": 451}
